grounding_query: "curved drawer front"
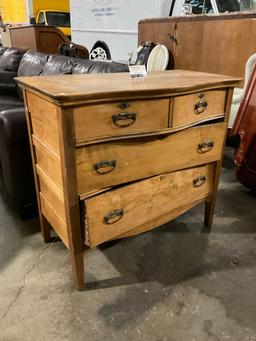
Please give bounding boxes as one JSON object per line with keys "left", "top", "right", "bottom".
{"left": 76, "top": 122, "right": 226, "bottom": 195}
{"left": 171, "top": 90, "right": 226, "bottom": 127}
{"left": 74, "top": 99, "right": 169, "bottom": 143}
{"left": 83, "top": 164, "right": 213, "bottom": 246}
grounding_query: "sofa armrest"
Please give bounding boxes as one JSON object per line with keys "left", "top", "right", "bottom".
{"left": 0, "top": 107, "right": 27, "bottom": 146}
{"left": 0, "top": 71, "right": 18, "bottom": 95}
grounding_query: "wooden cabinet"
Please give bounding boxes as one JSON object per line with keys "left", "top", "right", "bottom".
{"left": 17, "top": 70, "right": 239, "bottom": 289}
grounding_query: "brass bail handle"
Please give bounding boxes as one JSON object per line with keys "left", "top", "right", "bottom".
{"left": 93, "top": 160, "right": 116, "bottom": 174}
{"left": 194, "top": 93, "right": 208, "bottom": 114}
{"left": 112, "top": 112, "right": 137, "bottom": 127}
{"left": 193, "top": 176, "right": 206, "bottom": 187}
{"left": 103, "top": 209, "right": 124, "bottom": 225}
{"left": 197, "top": 140, "right": 214, "bottom": 153}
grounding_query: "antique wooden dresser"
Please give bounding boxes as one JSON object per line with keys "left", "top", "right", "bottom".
{"left": 17, "top": 70, "right": 239, "bottom": 289}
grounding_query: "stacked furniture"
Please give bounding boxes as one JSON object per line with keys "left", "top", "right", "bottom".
{"left": 232, "top": 64, "right": 256, "bottom": 191}
{"left": 8, "top": 25, "right": 89, "bottom": 59}
{"left": 0, "top": 48, "right": 128, "bottom": 219}
{"left": 138, "top": 12, "right": 256, "bottom": 128}
{"left": 17, "top": 70, "right": 239, "bottom": 289}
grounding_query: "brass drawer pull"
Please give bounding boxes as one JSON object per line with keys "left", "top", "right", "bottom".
{"left": 197, "top": 140, "right": 214, "bottom": 153}
{"left": 194, "top": 94, "right": 208, "bottom": 114}
{"left": 193, "top": 176, "right": 206, "bottom": 187}
{"left": 103, "top": 209, "right": 124, "bottom": 225}
{"left": 112, "top": 112, "right": 137, "bottom": 127}
{"left": 93, "top": 160, "right": 116, "bottom": 174}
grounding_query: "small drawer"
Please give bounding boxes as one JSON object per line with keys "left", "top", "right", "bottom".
{"left": 83, "top": 164, "right": 213, "bottom": 246}
{"left": 76, "top": 122, "right": 226, "bottom": 195}
{"left": 74, "top": 99, "right": 169, "bottom": 143}
{"left": 171, "top": 90, "right": 227, "bottom": 127}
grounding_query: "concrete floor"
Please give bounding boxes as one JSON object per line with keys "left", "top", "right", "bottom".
{"left": 0, "top": 147, "right": 256, "bottom": 341}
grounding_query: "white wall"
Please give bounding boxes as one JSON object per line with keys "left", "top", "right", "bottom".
{"left": 70, "top": 0, "right": 173, "bottom": 62}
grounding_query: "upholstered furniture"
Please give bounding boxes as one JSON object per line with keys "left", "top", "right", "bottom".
{"left": 17, "top": 70, "right": 239, "bottom": 289}
{"left": 229, "top": 53, "right": 256, "bottom": 128}
{"left": 0, "top": 49, "right": 128, "bottom": 219}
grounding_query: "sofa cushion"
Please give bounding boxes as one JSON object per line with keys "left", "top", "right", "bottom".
{"left": 17, "top": 50, "right": 49, "bottom": 77}
{"left": 72, "top": 60, "right": 129, "bottom": 74}
{"left": 0, "top": 48, "right": 25, "bottom": 72}
{"left": 41, "top": 54, "right": 78, "bottom": 75}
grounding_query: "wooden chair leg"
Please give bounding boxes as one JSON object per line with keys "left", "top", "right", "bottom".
{"left": 69, "top": 250, "right": 85, "bottom": 290}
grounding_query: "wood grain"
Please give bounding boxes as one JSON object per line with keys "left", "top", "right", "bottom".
{"left": 40, "top": 193, "right": 69, "bottom": 248}
{"left": 115, "top": 198, "right": 204, "bottom": 239}
{"left": 33, "top": 136, "right": 63, "bottom": 188}
{"left": 84, "top": 164, "right": 213, "bottom": 246}
{"left": 76, "top": 122, "right": 226, "bottom": 195}
{"left": 74, "top": 98, "right": 169, "bottom": 143}
{"left": 171, "top": 90, "right": 226, "bottom": 127}
{"left": 138, "top": 14, "right": 256, "bottom": 84}
{"left": 26, "top": 91, "right": 60, "bottom": 154}
{"left": 17, "top": 70, "right": 240, "bottom": 106}
{"left": 36, "top": 166, "right": 66, "bottom": 222}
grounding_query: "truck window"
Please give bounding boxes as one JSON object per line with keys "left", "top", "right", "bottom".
{"left": 38, "top": 12, "right": 45, "bottom": 24}
{"left": 215, "top": 0, "right": 241, "bottom": 12}
{"left": 184, "top": 0, "right": 213, "bottom": 14}
{"left": 45, "top": 12, "right": 70, "bottom": 28}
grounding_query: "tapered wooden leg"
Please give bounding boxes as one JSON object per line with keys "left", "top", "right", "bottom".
{"left": 69, "top": 250, "right": 85, "bottom": 290}
{"left": 204, "top": 196, "right": 216, "bottom": 229}
{"left": 41, "top": 216, "right": 52, "bottom": 243}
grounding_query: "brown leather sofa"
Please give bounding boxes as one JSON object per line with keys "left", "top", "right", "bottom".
{"left": 0, "top": 48, "right": 128, "bottom": 219}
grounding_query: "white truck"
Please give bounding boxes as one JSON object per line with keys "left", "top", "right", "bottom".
{"left": 70, "top": 0, "right": 254, "bottom": 62}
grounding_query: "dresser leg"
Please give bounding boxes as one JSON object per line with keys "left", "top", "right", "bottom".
{"left": 204, "top": 197, "right": 215, "bottom": 229}
{"left": 41, "top": 216, "right": 52, "bottom": 243}
{"left": 70, "top": 251, "right": 85, "bottom": 290}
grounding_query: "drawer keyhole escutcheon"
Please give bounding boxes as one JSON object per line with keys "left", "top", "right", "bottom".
{"left": 117, "top": 102, "right": 130, "bottom": 110}
{"left": 193, "top": 176, "right": 206, "bottom": 187}
{"left": 104, "top": 209, "right": 124, "bottom": 225}
{"left": 197, "top": 140, "right": 214, "bottom": 153}
{"left": 194, "top": 93, "right": 208, "bottom": 114}
{"left": 94, "top": 160, "right": 117, "bottom": 174}
{"left": 112, "top": 112, "right": 137, "bottom": 127}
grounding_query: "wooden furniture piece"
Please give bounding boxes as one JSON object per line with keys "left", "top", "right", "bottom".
{"left": 231, "top": 64, "right": 256, "bottom": 191}
{"left": 17, "top": 70, "right": 239, "bottom": 289}
{"left": 139, "top": 12, "right": 256, "bottom": 85}
{"left": 9, "top": 25, "right": 89, "bottom": 58}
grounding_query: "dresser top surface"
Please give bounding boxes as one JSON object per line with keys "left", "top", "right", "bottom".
{"left": 17, "top": 69, "right": 240, "bottom": 105}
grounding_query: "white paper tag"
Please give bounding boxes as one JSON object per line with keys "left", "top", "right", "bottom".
{"left": 128, "top": 64, "right": 147, "bottom": 79}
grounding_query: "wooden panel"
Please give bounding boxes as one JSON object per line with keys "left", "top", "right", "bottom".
{"left": 84, "top": 164, "right": 213, "bottom": 246}
{"left": 171, "top": 90, "right": 226, "bottom": 127}
{"left": 17, "top": 70, "right": 240, "bottom": 106}
{"left": 115, "top": 198, "right": 203, "bottom": 239}
{"left": 40, "top": 193, "right": 69, "bottom": 248}
{"left": 74, "top": 99, "right": 169, "bottom": 143}
{"left": 76, "top": 122, "right": 226, "bottom": 195}
{"left": 26, "top": 91, "right": 60, "bottom": 155}
{"left": 138, "top": 14, "right": 256, "bottom": 83}
{"left": 36, "top": 166, "right": 66, "bottom": 222}
{"left": 33, "top": 137, "right": 63, "bottom": 188}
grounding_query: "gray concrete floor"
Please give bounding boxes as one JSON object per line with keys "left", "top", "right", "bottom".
{"left": 0, "top": 147, "right": 256, "bottom": 341}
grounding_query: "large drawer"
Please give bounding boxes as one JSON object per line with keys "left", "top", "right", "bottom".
{"left": 83, "top": 164, "right": 213, "bottom": 246}
{"left": 171, "top": 90, "right": 226, "bottom": 127}
{"left": 74, "top": 99, "right": 169, "bottom": 143}
{"left": 76, "top": 122, "right": 226, "bottom": 195}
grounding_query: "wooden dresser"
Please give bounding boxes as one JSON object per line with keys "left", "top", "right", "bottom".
{"left": 17, "top": 70, "right": 239, "bottom": 289}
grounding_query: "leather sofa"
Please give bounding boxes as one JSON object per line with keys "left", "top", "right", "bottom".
{"left": 0, "top": 48, "right": 128, "bottom": 219}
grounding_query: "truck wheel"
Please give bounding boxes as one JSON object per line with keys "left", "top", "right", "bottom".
{"left": 89, "top": 41, "right": 111, "bottom": 60}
